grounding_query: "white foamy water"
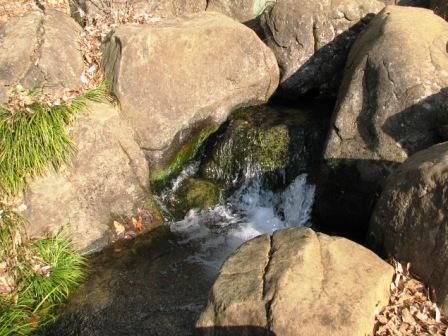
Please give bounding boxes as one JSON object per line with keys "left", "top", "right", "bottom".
{"left": 169, "top": 173, "right": 315, "bottom": 270}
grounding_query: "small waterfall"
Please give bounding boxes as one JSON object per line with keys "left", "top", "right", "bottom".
{"left": 169, "top": 170, "right": 315, "bottom": 270}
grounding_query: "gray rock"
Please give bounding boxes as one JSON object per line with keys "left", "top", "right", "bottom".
{"left": 259, "top": 0, "right": 384, "bottom": 98}
{"left": 197, "top": 228, "right": 393, "bottom": 336}
{"left": 0, "top": 10, "right": 84, "bottom": 103}
{"left": 317, "top": 6, "right": 448, "bottom": 231}
{"left": 20, "top": 103, "right": 158, "bottom": 253}
{"left": 369, "top": 141, "right": 448, "bottom": 314}
{"left": 103, "top": 11, "right": 279, "bottom": 173}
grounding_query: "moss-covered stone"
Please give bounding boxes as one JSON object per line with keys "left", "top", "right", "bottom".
{"left": 168, "top": 177, "right": 222, "bottom": 220}
{"left": 199, "top": 105, "right": 328, "bottom": 189}
{"left": 150, "top": 126, "right": 219, "bottom": 192}
{"left": 147, "top": 194, "right": 164, "bottom": 225}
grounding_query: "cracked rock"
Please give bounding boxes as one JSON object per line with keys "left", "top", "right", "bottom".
{"left": 0, "top": 9, "right": 84, "bottom": 103}
{"left": 316, "top": 6, "right": 448, "bottom": 233}
{"left": 369, "top": 141, "right": 448, "bottom": 315}
{"left": 196, "top": 228, "right": 393, "bottom": 336}
{"left": 18, "top": 102, "right": 157, "bottom": 253}
{"left": 259, "top": 0, "right": 385, "bottom": 99}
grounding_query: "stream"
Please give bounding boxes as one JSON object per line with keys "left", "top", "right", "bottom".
{"left": 46, "top": 101, "right": 332, "bottom": 336}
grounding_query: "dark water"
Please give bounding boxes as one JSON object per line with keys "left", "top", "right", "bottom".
{"left": 46, "top": 227, "right": 214, "bottom": 336}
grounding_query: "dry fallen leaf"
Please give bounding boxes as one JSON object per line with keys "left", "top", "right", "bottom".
{"left": 113, "top": 220, "right": 125, "bottom": 235}
{"left": 374, "top": 260, "right": 448, "bottom": 336}
{"left": 132, "top": 216, "right": 143, "bottom": 232}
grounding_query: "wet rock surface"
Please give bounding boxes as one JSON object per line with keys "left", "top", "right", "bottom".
{"left": 168, "top": 177, "right": 223, "bottom": 219}
{"left": 199, "top": 102, "right": 331, "bottom": 189}
{"left": 45, "top": 227, "right": 214, "bottom": 336}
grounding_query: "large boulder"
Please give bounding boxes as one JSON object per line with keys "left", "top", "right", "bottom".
{"left": 103, "top": 12, "right": 279, "bottom": 182}
{"left": 17, "top": 103, "right": 161, "bottom": 253}
{"left": 317, "top": 6, "right": 448, "bottom": 233}
{"left": 431, "top": 0, "right": 448, "bottom": 19}
{"left": 70, "top": 0, "right": 207, "bottom": 25}
{"left": 369, "top": 142, "right": 448, "bottom": 313}
{"left": 259, "top": 0, "right": 384, "bottom": 98}
{"left": 0, "top": 10, "right": 84, "bottom": 103}
{"left": 197, "top": 228, "right": 393, "bottom": 336}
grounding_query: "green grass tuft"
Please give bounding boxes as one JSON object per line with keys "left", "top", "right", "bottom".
{"left": 0, "top": 83, "right": 109, "bottom": 197}
{"left": 0, "top": 206, "right": 87, "bottom": 336}
{"left": 22, "top": 235, "right": 87, "bottom": 307}
{"left": 0, "top": 302, "right": 33, "bottom": 336}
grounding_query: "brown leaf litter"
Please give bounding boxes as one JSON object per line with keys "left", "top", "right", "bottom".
{"left": 374, "top": 260, "right": 448, "bottom": 336}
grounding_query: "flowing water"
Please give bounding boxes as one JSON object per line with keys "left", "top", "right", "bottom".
{"left": 46, "top": 102, "right": 331, "bottom": 336}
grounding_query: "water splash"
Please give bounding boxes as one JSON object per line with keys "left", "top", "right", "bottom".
{"left": 169, "top": 173, "right": 315, "bottom": 270}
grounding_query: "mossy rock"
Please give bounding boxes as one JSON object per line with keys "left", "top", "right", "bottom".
{"left": 168, "top": 177, "right": 222, "bottom": 219}
{"left": 199, "top": 104, "right": 328, "bottom": 189}
{"left": 150, "top": 126, "right": 218, "bottom": 192}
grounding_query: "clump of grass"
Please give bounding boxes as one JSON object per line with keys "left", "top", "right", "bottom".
{"left": 22, "top": 236, "right": 87, "bottom": 306}
{"left": 0, "top": 83, "right": 109, "bottom": 197}
{"left": 0, "top": 205, "right": 86, "bottom": 336}
{"left": 0, "top": 302, "right": 33, "bottom": 336}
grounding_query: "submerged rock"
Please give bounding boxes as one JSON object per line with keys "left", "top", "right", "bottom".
{"left": 168, "top": 177, "right": 223, "bottom": 219}
{"left": 317, "top": 6, "right": 448, "bottom": 234}
{"left": 199, "top": 103, "right": 330, "bottom": 189}
{"left": 102, "top": 11, "right": 279, "bottom": 183}
{"left": 369, "top": 142, "right": 448, "bottom": 314}
{"left": 20, "top": 102, "right": 161, "bottom": 253}
{"left": 259, "top": 0, "right": 384, "bottom": 98}
{"left": 197, "top": 228, "right": 393, "bottom": 336}
{"left": 0, "top": 9, "right": 84, "bottom": 103}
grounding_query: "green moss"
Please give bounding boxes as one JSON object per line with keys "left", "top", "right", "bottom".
{"left": 147, "top": 194, "right": 164, "bottom": 224}
{"left": 0, "top": 83, "right": 110, "bottom": 197}
{"left": 200, "top": 107, "right": 291, "bottom": 185}
{"left": 326, "top": 157, "right": 341, "bottom": 171}
{"left": 168, "top": 177, "right": 222, "bottom": 219}
{"left": 150, "top": 126, "right": 218, "bottom": 191}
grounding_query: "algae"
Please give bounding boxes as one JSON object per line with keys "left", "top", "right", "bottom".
{"left": 150, "top": 126, "right": 218, "bottom": 192}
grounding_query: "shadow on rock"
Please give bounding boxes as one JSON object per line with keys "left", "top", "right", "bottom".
{"left": 315, "top": 87, "right": 448, "bottom": 243}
